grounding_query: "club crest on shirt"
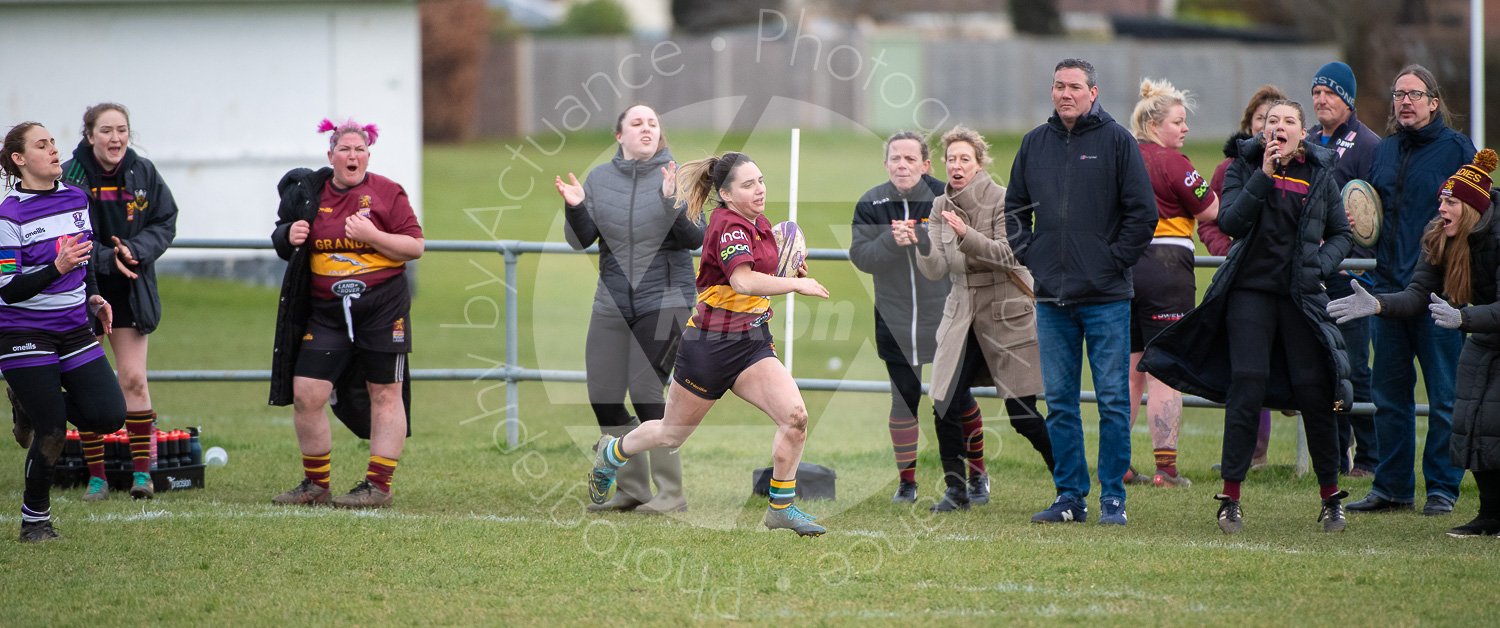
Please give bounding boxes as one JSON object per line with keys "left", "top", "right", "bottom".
{"left": 73, "top": 212, "right": 86, "bottom": 229}
{"left": 359, "top": 195, "right": 371, "bottom": 209}
{"left": 125, "top": 191, "right": 148, "bottom": 222}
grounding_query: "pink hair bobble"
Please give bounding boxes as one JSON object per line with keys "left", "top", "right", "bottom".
{"left": 317, "top": 118, "right": 379, "bottom": 146}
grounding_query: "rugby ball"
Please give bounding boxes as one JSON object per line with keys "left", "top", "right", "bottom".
{"left": 1342, "top": 179, "right": 1383, "bottom": 248}
{"left": 771, "top": 221, "right": 807, "bottom": 277}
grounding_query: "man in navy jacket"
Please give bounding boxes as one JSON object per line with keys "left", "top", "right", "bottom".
{"left": 1349, "top": 64, "right": 1475, "bottom": 516}
{"left": 1007, "top": 58, "right": 1158, "bottom": 526}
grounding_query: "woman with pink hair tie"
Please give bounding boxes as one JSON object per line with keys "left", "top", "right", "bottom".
{"left": 268, "top": 118, "right": 424, "bottom": 509}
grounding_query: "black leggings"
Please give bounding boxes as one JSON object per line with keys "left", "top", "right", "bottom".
{"left": 8, "top": 357, "right": 125, "bottom": 515}
{"left": 933, "top": 327, "right": 1053, "bottom": 486}
{"left": 585, "top": 307, "right": 691, "bottom": 427}
{"left": 1222, "top": 290, "right": 1340, "bottom": 486}
{"left": 1473, "top": 469, "right": 1500, "bottom": 519}
{"left": 882, "top": 359, "right": 927, "bottom": 419}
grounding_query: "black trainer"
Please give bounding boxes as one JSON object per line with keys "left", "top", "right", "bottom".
{"left": 19, "top": 519, "right": 59, "bottom": 543}
{"left": 891, "top": 481, "right": 917, "bottom": 504}
{"left": 967, "top": 473, "right": 990, "bottom": 506}
{"left": 930, "top": 485, "right": 970, "bottom": 513}
{"left": 1215, "top": 494, "right": 1243, "bottom": 534}
{"left": 1446, "top": 517, "right": 1500, "bottom": 538}
{"left": 1319, "top": 490, "right": 1349, "bottom": 533}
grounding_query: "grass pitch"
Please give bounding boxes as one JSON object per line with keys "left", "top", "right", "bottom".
{"left": 1, "top": 132, "right": 1493, "bottom": 625}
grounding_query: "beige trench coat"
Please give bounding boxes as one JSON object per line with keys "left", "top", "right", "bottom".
{"left": 915, "top": 174, "right": 1044, "bottom": 403}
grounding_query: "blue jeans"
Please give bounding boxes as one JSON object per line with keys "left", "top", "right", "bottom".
{"left": 1037, "top": 300, "right": 1132, "bottom": 504}
{"left": 1370, "top": 316, "right": 1464, "bottom": 502}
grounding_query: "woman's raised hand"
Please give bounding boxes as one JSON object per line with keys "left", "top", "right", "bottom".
{"left": 661, "top": 161, "right": 678, "bottom": 199}
{"left": 554, "top": 172, "right": 585, "bottom": 206}
{"left": 941, "top": 210, "right": 968, "bottom": 239}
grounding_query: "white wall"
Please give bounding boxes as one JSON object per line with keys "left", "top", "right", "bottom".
{"left": 0, "top": 1, "right": 421, "bottom": 260}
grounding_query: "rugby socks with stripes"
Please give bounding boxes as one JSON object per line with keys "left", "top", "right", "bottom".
{"left": 126, "top": 411, "right": 155, "bottom": 473}
{"left": 603, "top": 436, "right": 631, "bottom": 468}
{"left": 1154, "top": 448, "right": 1178, "bottom": 477}
{"left": 302, "top": 452, "right": 332, "bottom": 489}
{"left": 366, "top": 455, "right": 398, "bottom": 493}
{"left": 21, "top": 504, "right": 49, "bottom": 525}
{"left": 959, "top": 404, "right": 986, "bottom": 477}
{"left": 768, "top": 478, "right": 796, "bottom": 510}
{"left": 81, "top": 432, "right": 106, "bottom": 479}
{"left": 888, "top": 415, "right": 919, "bottom": 484}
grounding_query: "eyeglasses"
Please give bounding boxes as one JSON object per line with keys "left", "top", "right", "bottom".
{"left": 1391, "top": 90, "right": 1431, "bottom": 103}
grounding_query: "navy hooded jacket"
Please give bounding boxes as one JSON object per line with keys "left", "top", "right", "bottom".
{"left": 1005, "top": 102, "right": 1157, "bottom": 304}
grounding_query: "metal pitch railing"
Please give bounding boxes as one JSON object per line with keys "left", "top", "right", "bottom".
{"left": 166, "top": 239, "right": 1406, "bottom": 457}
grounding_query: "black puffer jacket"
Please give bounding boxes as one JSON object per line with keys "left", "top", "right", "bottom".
{"left": 1005, "top": 102, "right": 1158, "bottom": 304}
{"left": 563, "top": 146, "right": 702, "bottom": 318}
{"left": 1375, "top": 196, "right": 1500, "bottom": 470}
{"left": 1140, "top": 137, "right": 1354, "bottom": 410}
{"left": 850, "top": 174, "right": 950, "bottom": 365}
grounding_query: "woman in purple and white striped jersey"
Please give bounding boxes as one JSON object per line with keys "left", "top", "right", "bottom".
{"left": 0, "top": 122, "right": 126, "bottom": 543}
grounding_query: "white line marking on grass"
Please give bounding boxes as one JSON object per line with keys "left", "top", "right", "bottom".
{"left": 916, "top": 579, "right": 1154, "bottom": 601}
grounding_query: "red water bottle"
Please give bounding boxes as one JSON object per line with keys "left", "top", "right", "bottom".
{"left": 149, "top": 427, "right": 159, "bottom": 470}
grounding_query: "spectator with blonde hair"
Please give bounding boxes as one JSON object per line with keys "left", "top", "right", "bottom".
{"left": 1126, "top": 78, "right": 1219, "bottom": 488}
{"left": 913, "top": 126, "right": 1054, "bottom": 512}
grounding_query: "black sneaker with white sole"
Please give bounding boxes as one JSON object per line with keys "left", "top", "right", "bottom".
{"left": 1446, "top": 517, "right": 1500, "bottom": 538}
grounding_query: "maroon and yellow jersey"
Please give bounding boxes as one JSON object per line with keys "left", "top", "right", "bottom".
{"left": 1140, "top": 142, "right": 1216, "bottom": 239}
{"left": 690, "top": 207, "right": 778, "bottom": 332}
{"left": 308, "top": 173, "right": 423, "bottom": 300}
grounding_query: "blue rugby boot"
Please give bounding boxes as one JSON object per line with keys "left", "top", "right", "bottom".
{"left": 764, "top": 504, "right": 825, "bottom": 536}
{"left": 588, "top": 435, "right": 622, "bottom": 505}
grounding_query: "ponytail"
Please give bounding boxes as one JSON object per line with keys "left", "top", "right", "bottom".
{"left": 674, "top": 151, "right": 753, "bottom": 224}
